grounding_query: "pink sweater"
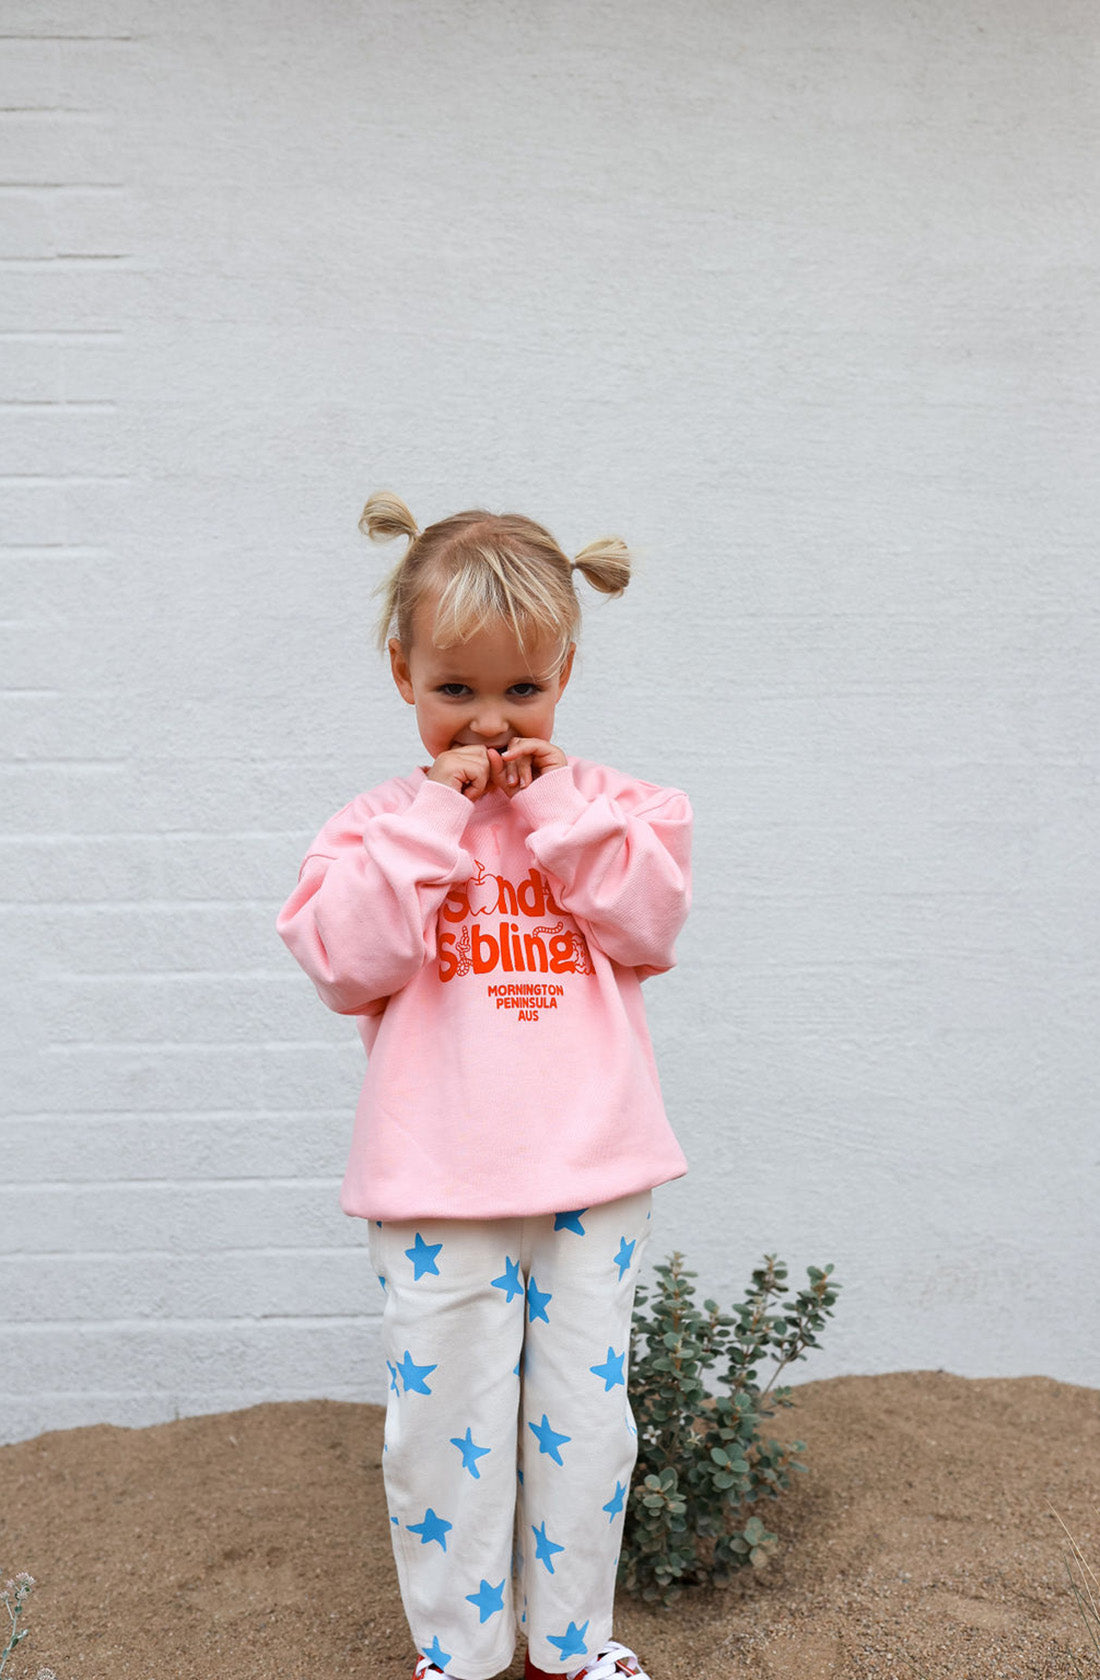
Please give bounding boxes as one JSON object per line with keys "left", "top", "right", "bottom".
{"left": 275, "top": 757, "right": 691, "bottom": 1220}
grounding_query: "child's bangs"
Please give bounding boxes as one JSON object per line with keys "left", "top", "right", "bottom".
{"left": 430, "top": 546, "right": 574, "bottom": 669}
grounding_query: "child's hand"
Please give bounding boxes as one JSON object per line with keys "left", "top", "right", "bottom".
{"left": 426, "top": 746, "right": 494, "bottom": 802}
{"left": 487, "top": 738, "right": 567, "bottom": 795}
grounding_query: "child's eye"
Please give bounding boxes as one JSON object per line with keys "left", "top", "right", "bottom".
{"left": 508, "top": 683, "right": 542, "bottom": 698}
{"left": 437, "top": 684, "right": 469, "bottom": 697}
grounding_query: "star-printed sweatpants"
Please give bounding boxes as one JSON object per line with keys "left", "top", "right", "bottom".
{"left": 367, "top": 1188, "right": 653, "bottom": 1680}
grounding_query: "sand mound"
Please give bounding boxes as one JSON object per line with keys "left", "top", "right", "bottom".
{"left": 2, "top": 1370, "right": 1097, "bottom": 1679}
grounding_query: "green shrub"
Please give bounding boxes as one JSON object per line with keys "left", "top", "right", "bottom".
{"left": 620, "top": 1250, "right": 840, "bottom": 1605}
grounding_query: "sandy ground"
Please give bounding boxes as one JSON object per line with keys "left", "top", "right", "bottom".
{"left": 2, "top": 1370, "right": 1098, "bottom": 1680}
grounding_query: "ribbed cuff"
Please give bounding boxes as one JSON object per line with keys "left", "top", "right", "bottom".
{"left": 510, "top": 763, "right": 589, "bottom": 830}
{"left": 404, "top": 775, "right": 477, "bottom": 842}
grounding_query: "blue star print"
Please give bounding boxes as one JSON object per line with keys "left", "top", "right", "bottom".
{"left": 451, "top": 1427, "right": 491, "bottom": 1479}
{"left": 613, "top": 1236, "right": 636, "bottom": 1280}
{"left": 553, "top": 1209, "right": 588, "bottom": 1235}
{"left": 603, "top": 1480, "right": 626, "bottom": 1521}
{"left": 491, "top": 1256, "right": 524, "bottom": 1301}
{"left": 396, "top": 1349, "right": 437, "bottom": 1395}
{"left": 526, "top": 1276, "right": 553, "bottom": 1323}
{"left": 377, "top": 1272, "right": 387, "bottom": 1291}
{"left": 465, "top": 1577, "right": 506, "bottom": 1623}
{"left": 386, "top": 1359, "right": 400, "bottom": 1394}
{"left": 528, "top": 1413, "right": 571, "bottom": 1465}
{"left": 423, "top": 1636, "right": 452, "bottom": 1669}
{"left": 590, "top": 1346, "right": 626, "bottom": 1391}
{"left": 407, "top": 1507, "right": 452, "bottom": 1550}
{"left": 547, "top": 1620, "right": 590, "bottom": 1660}
{"left": 405, "top": 1232, "right": 443, "bottom": 1279}
{"left": 532, "top": 1520, "right": 565, "bottom": 1574}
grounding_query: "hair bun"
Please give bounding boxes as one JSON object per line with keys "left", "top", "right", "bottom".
{"left": 571, "top": 535, "right": 631, "bottom": 597}
{"left": 359, "top": 489, "right": 420, "bottom": 543}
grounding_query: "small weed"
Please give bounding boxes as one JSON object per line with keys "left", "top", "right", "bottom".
{"left": 0, "top": 1569, "right": 58, "bottom": 1680}
{"left": 0, "top": 1571, "right": 35, "bottom": 1676}
{"left": 1050, "top": 1506, "right": 1100, "bottom": 1678}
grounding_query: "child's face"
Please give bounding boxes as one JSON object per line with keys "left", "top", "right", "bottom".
{"left": 389, "top": 596, "right": 575, "bottom": 763}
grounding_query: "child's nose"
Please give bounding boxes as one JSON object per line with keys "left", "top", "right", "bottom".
{"left": 471, "top": 709, "right": 507, "bottom": 740}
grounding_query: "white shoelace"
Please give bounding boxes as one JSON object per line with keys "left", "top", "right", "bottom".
{"left": 570, "top": 1641, "right": 650, "bottom": 1680}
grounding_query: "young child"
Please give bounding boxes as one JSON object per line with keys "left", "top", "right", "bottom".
{"left": 276, "top": 491, "right": 692, "bottom": 1680}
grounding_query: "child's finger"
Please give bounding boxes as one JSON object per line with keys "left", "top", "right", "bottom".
{"left": 501, "top": 754, "right": 532, "bottom": 793}
{"left": 499, "top": 739, "right": 532, "bottom": 763}
{"left": 462, "top": 752, "right": 493, "bottom": 800}
{"left": 501, "top": 741, "right": 536, "bottom": 767}
{"left": 487, "top": 746, "right": 518, "bottom": 793}
{"left": 502, "top": 737, "right": 561, "bottom": 778}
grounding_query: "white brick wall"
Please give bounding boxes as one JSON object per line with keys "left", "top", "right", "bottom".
{"left": 0, "top": 7, "right": 387, "bottom": 1444}
{"left": 2, "top": 0, "right": 1098, "bottom": 1445}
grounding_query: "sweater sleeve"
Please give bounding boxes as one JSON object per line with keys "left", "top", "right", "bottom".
{"left": 512, "top": 764, "right": 692, "bottom": 978}
{"left": 275, "top": 778, "right": 475, "bottom": 1015}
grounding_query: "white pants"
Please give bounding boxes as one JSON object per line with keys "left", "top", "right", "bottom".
{"left": 368, "top": 1189, "right": 653, "bottom": 1680}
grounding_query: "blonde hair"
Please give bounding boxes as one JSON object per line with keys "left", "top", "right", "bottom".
{"left": 359, "top": 490, "right": 631, "bottom": 672}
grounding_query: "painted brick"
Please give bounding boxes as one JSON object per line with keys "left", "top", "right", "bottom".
{"left": 60, "top": 478, "right": 127, "bottom": 543}
{"left": 0, "top": 484, "right": 66, "bottom": 543}
{"left": 3, "top": 690, "right": 136, "bottom": 759}
{"left": 0, "top": 1248, "right": 382, "bottom": 1322}
{"left": 0, "top": 39, "right": 62, "bottom": 107}
{"left": 0, "top": 111, "right": 119, "bottom": 182}
{"left": 0, "top": 192, "right": 53, "bottom": 258}
{"left": 0, "top": 1110, "right": 351, "bottom": 1183}
{"left": 2, "top": 264, "right": 137, "bottom": 332}
{"left": 0, "top": 333, "right": 61, "bottom": 397}
{"left": 0, "top": 1321, "right": 382, "bottom": 1395}
{"left": 0, "top": 405, "right": 123, "bottom": 474}
{"left": 0, "top": 1, "right": 136, "bottom": 30}
{"left": 61, "top": 335, "right": 125, "bottom": 399}
{"left": 49, "top": 187, "right": 135, "bottom": 255}
{"left": 2, "top": 1042, "right": 321, "bottom": 1117}
{"left": 55, "top": 37, "right": 139, "bottom": 106}
{"left": 1, "top": 834, "right": 300, "bottom": 903}
{"left": 0, "top": 1183, "right": 353, "bottom": 1255}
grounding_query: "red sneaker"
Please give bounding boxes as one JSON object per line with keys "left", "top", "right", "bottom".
{"left": 525, "top": 1641, "right": 650, "bottom": 1680}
